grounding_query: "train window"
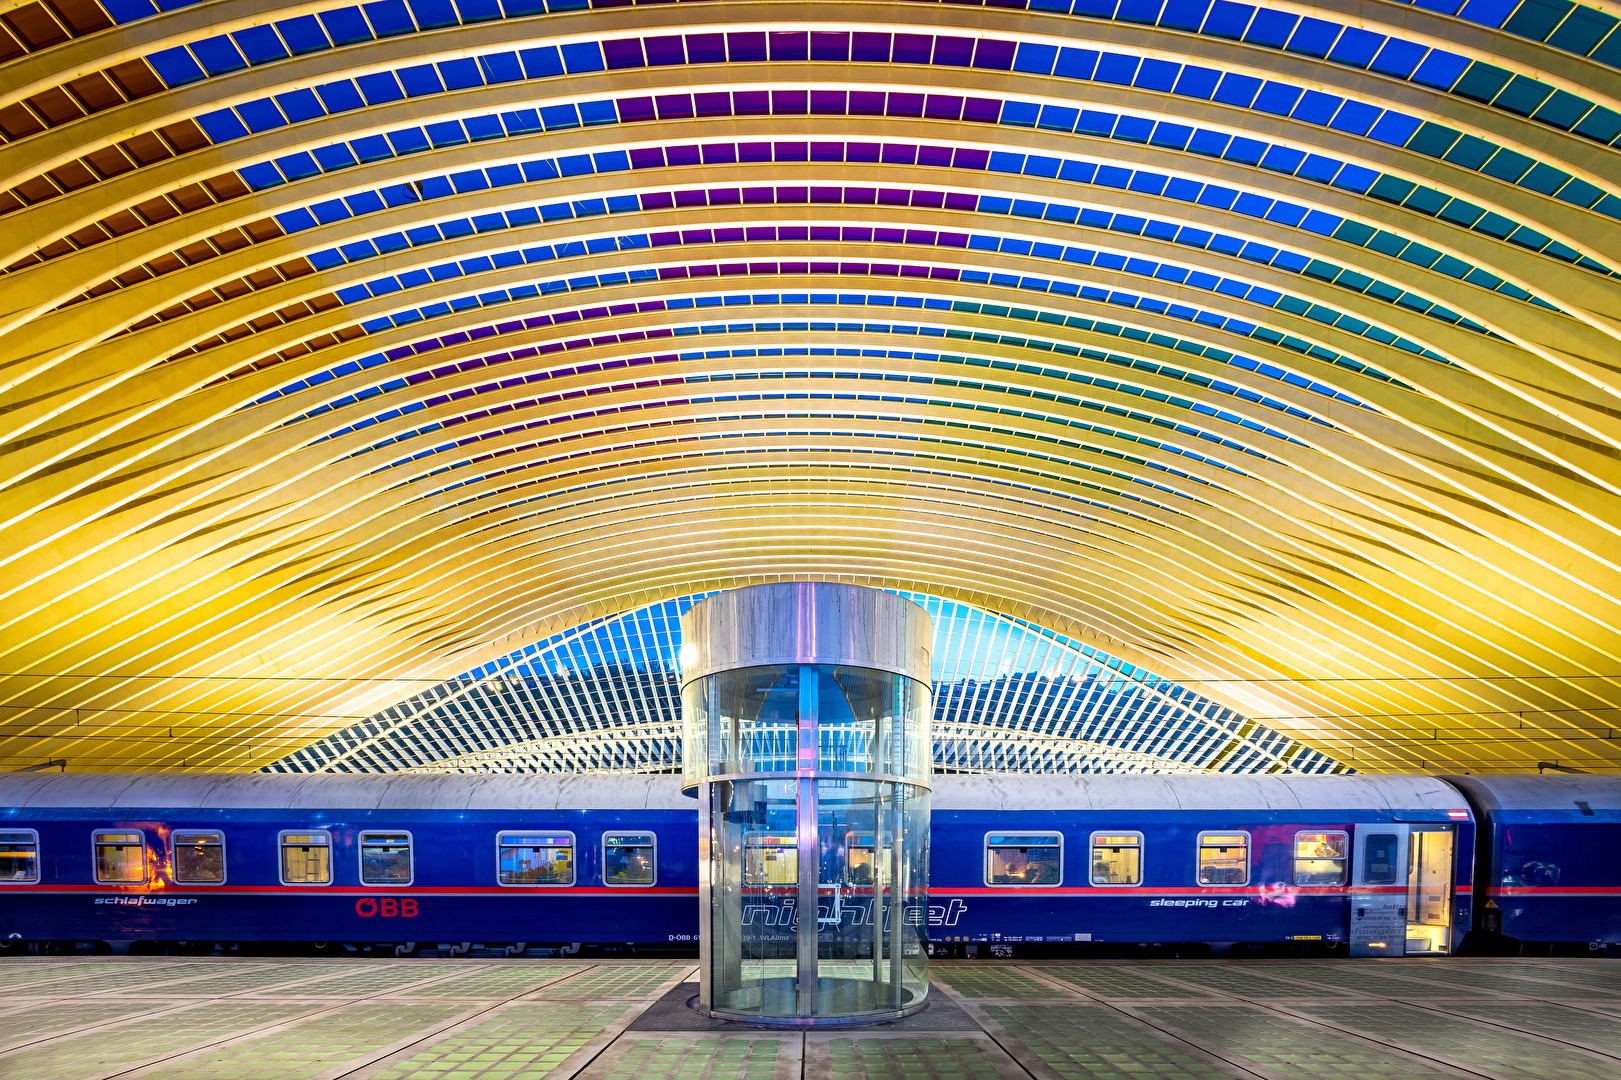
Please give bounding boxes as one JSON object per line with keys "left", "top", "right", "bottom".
{"left": 1197, "top": 832, "right": 1249, "bottom": 886}
{"left": 1363, "top": 833, "right": 1399, "bottom": 885}
{"left": 172, "top": 831, "right": 225, "bottom": 885}
{"left": 93, "top": 830, "right": 146, "bottom": 884}
{"left": 1090, "top": 832, "right": 1142, "bottom": 886}
{"left": 846, "top": 834, "right": 880, "bottom": 886}
{"left": 1293, "top": 831, "right": 1348, "bottom": 886}
{"left": 498, "top": 832, "right": 574, "bottom": 886}
{"left": 744, "top": 834, "right": 798, "bottom": 886}
{"left": 602, "top": 832, "right": 656, "bottom": 886}
{"left": 986, "top": 833, "right": 1062, "bottom": 886}
{"left": 0, "top": 830, "right": 38, "bottom": 883}
{"left": 360, "top": 832, "right": 413, "bottom": 886}
{"left": 279, "top": 831, "right": 332, "bottom": 885}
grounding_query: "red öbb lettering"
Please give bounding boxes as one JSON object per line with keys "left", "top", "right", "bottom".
{"left": 355, "top": 897, "right": 417, "bottom": 917}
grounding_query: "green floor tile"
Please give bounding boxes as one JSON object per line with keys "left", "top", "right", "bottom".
{"left": 932, "top": 968, "right": 1065, "bottom": 999}
{"left": 1038, "top": 965, "right": 1219, "bottom": 999}
{"left": 822, "top": 1038, "right": 1000, "bottom": 1080}
{"left": 407, "top": 964, "right": 587, "bottom": 998}
{"left": 0, "top": 999, "right": 312, "bottom": 1080}
{"left": 1288, "top": 1001, "right": 1621, "bottom": 1080}
{"left": 534, "top": 964, "right": 678, "bottom": 999}
{"left": 142, "top": 1000, "right": 464, "bottom": 1080}
{"left": 982, "top": 1002, "right": 1231, "bottom": 1080}
{"left": 1140, "top": 1002, "right": 1455, "bottom": 1080}
{"left": 368, "top": 1002, "right": 626, "bottom": 1080}
{"left": 603, "top": 1037, "right": 779, "bottom": 1080}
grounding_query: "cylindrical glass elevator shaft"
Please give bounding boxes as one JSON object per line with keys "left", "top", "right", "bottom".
{"left": 681, "top": 584, "right": 932, "bottom": 1025}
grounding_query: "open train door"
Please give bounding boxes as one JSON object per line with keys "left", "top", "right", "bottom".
{"left": 1349, "top": 825, "right": 1455, "bottom": 957}
{"left": 1403, "top": 827, "right": 1454, "bottom": 955}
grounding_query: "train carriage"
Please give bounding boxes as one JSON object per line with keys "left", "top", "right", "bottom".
{"left": 929, "top": 773, "right": 1474, "bottom": 957}
{"left": 0, "top": 773, "right": 698, "bottom": 951}
{"left": 4, "top": 771, "right": 1619, "bottom": 956}
{"left": 1444, "top": 774, "right": 1621, "bottom": 949}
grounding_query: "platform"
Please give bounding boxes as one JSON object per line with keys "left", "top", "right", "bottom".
{"left": 0, "top": 957, "right": 1618, "bottom": 1080}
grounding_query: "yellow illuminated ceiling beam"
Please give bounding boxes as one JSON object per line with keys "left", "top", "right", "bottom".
{"left": 1, "top": 0, "right": 1618, "bottom": 774}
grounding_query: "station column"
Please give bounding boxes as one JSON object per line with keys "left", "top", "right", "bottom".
{"left": 680, "top": 582, "right": 933, "bottom": 1024}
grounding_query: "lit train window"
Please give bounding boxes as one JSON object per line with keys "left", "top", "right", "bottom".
{"left": 279, "top": 830, "right": 332, "bottom": 885}
{"left": 1090, "top": 832, "right": 1142, "bottom": 886}
{"left": 1197, "top": 833, "right": 1249, "bottom": 886}
{"left": 1293, "top": 831, "right": 1348, "bottom": 886}
{"left": 498, "top": 832, "right": 574, "bottom": 886}
{"left": 93, "top": 830, "right": 146, "bottom": 884}
{"left": 172, "top": 830, "right": 225, "bottom": 885}
{"left": 603, "top": 832, "right": 656, "bottom": 886}
{"left": 846, "top": 833, "right": 881, "bottom": 886}
{"left": 360, "top": 832, "right": 413, "bottom": 886}
{"left": 743, "top": 834, "right": 797, "bottom": 886}
{"left": 0, "top": 830, "right": 38, "bottom": 883}
{"left": 985, "top": 833, "right": 1062, "bottom": 886}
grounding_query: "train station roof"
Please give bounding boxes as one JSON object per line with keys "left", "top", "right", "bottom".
{"left": 1, "top": 0, "right": 1618, "bottom": 774}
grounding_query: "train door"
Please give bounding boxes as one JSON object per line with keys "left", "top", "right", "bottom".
{"left": 1349, "top": 825, "right": 1455, "bottom": 957}
{"left": 1404, "top": 827, "right": 1454, "bottom": 955}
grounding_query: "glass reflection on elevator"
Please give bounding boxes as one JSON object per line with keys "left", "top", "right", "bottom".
{"left": 688, "top": 662, "right": 930, "bottom": 1022}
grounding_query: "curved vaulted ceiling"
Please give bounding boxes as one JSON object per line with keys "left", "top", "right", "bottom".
{"left": 1, "top": 0, "right": 1619, "bottom": 774}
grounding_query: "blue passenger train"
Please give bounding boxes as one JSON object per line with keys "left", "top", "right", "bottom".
{"left": 0, "top": 771, "right": 1614, "bottom": 956}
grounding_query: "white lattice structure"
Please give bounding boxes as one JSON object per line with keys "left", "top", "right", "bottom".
{"left": 271, "top": 592, "right": 1341, "bottom": 775}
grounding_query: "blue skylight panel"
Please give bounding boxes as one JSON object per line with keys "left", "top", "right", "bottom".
{"left": 195, "top": 108, "right": 249, "bottom": 142}
{"left": 237, "top": 99, "right": 289, "bottom": 133}
{"left": 479, "top": 52, "right": 524, "bottom": 83}
{"left": 1014, "top": 42, "right": 1059, "bottom": 74}
{"left": 1285, "top": 16, "right": 1341, "bottom": 56}
{"left": 189, "top": 34, "right": 249, "bottom": 76}
{"left": 1094, "top": 53, "right": 1141, "bottom": 84}
{"left": 1158, "top": 0, "right": 1212, "bottom": 31}
{"left": 232, "top": 26, "right": 289, "bottom": 65}
{"left": 1202, "top": 0, "right": 1254, "bottom": 37}
{"left": 456, "top": 0, "right": 502, "bottom": 22}
{"left": 1055, "top": 47, "right": 1099, "bottom": 79}
{"left": 276, "top": 88, "right": 327, "bottom": 123}
{"left": 561, "top": 42, "right": 607, "bottom": 73}
{"left": 310, "top": 80, "right": 364, "bottom": 114}
{"left": 1244, "top": 8, "right": 1297, "bottom": 47}
{"left": 1328, "top": 27, "right": 1384, "bottom": 67}
{"left": 239, "top": 162, "right": 283, "bottom": 189}
{"left": 1213, "top": 73, "right": 1261, "bottom": 107}
{"left": 438, "top": 57, "right": 485, "bottom": 90}
{"left": 408, "top": 0, "right": 459, "bottom": 28}
{"left": 1369, "top": 38, "right": 1427, "bottom": 78}
{"left": 362, "top": 0, "right": 417, "bottom": 36}
{"left": 398, "top": 64, "right": 446, "bottom": 96}
{"left": 275, "top": 15, "right": 331, "bottom": 55}
{"left": 313, "top": 143, "right": 359, "bottom": 171}
{"left": 357, "top": 71, "right": 405, "bottom": 104}
{"left": 147, "top": 46, "right": 207, "bottom": 87}
{"left": 101, "top": 0, "right": 158, "bottom": 23}
{"left": 1411, "top": 49, "right": 1471, "bottom": 89}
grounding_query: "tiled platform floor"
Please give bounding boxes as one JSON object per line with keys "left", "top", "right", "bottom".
{"left": 1, "top": 956, "right": 1618, "bottom": 1080}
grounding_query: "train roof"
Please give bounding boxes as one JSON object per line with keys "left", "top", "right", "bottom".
{"left": 0, "top": 773, "right": 691, "bottom": 811}
{"left": 1441, "top": 773, "right": 1621, "bottom": 813}
{"left": 929, "top": 773, "right": 1470, "bottom": 812}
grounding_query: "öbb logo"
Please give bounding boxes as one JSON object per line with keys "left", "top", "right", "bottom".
{"left": 354, "top": 897, "right": 418, "bottom": 917}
